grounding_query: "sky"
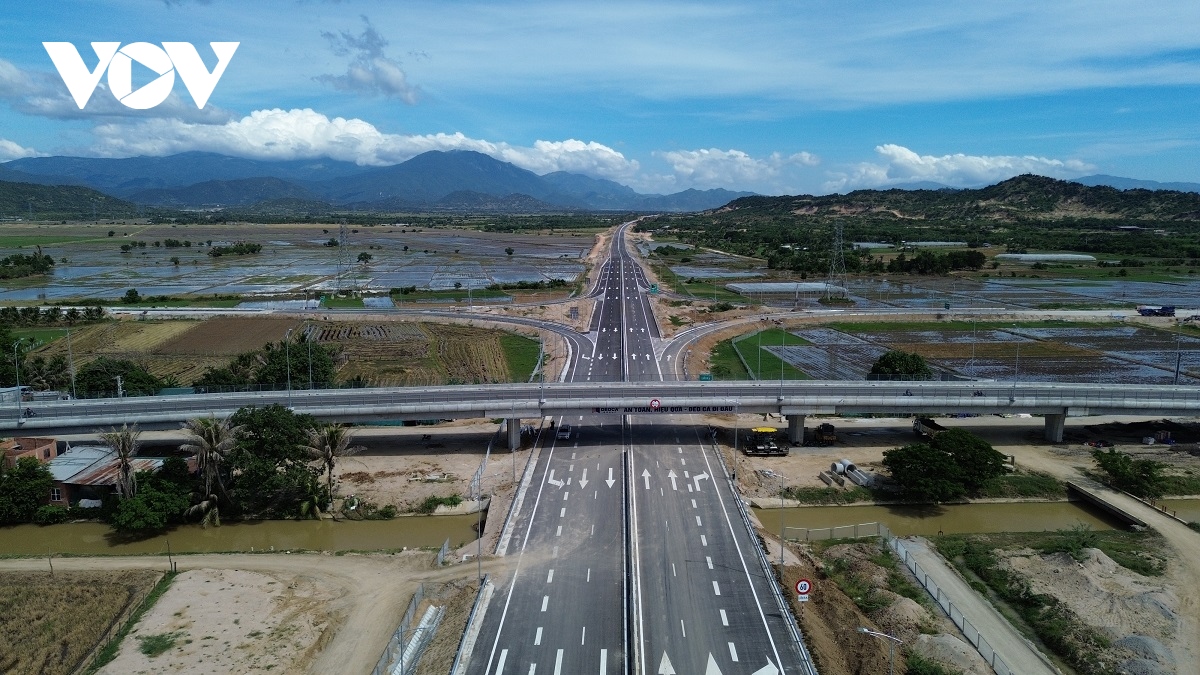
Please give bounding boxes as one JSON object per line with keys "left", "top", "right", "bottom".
{"left": 2, "top": 0, "right": 1200, "bottom": 195}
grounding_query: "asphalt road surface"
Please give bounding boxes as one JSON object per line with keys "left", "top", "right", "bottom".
{"left": 470, "top": 222, "right": 811, "bottom": 674}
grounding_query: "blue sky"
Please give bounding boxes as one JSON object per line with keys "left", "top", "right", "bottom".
{"left": 2, "top": 0, "right": 1200, "bottom": 194}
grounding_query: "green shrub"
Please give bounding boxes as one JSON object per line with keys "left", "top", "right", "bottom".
{"left": 33, "top": 505, "right": 70, "bottom": 525}
{"left": 415, "top": 494, "right": 463, "bottom": 515}
{"left": 905, "top": 652, "right": 960, "bottom": 675}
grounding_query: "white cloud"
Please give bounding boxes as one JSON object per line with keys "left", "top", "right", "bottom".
{"left": 316, "top": 16, "right": 418, "bottom": 103}
{"left": 653, "top": 148, "right": 818, "bottom": 190}
{"left": 0, "top": 138, "right": 40, "bottom": 160}
{"left": 88, "top": 107, "right": 639, "bottom": 179}
{"left": 824, "top": 144, "right": 1095, "bottom": 192}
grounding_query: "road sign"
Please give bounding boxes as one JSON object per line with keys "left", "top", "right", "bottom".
{"left": 649, "top": 398, "right": 661, "bottom": 410}
{"left": 699, "top": 373, "right": 713, "bottom": 381}
{"left": 796, "top": 578, "right": 811, "bottom": 599}
{"left": 650, "top": 283, "right": 659, "bottom": 294}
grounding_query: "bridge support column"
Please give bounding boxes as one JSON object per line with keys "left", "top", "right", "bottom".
{"left": 787, "top": 414, "right": 805, "bottom": 445}
{"left": 1044, "top": 412, "right": 1066, "bottom": 443}
{"left": 507, "top": 418, "right": 522, "bottom": 451}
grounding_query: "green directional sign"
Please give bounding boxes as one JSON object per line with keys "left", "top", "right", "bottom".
{"left": 650, "top": 283, "right": 659, "bottom": 294}
{"left": 699, "top": 373, "right": 713, "bottom": 381}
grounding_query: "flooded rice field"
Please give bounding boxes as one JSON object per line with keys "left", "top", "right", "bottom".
{"left": 0, "top": 226, "right": 590, "bottom": 301}
{"left": 768, "top": 324, "right": 1200, "bottom": 383}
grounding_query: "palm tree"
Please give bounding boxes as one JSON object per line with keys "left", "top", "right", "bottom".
{"left": 180, "top": 416, "right": 241, "bottom": 527}
{"left": 303, "top": 423, "right": 365, "bottom": 501}
{"left": 99, "top": 423, "right": 140, "bottom": 500}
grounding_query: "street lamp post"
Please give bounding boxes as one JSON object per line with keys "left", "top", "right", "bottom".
{"left": 12, "top": 338, "right": 24, "bottom": 417}
{"left": 857, "top": 627, "right": 903, "bottom": 675}
{"left": 284, "top": 328, "right": 293, "bottom": 407}
{"left": 305, "top": 326, "right": 314, "bottom": 390}
{"left": 66, "top": 328, "right": 77, "bottom": 399}
{"left": 779, "top": 472, "right": 786, "bottom": 566}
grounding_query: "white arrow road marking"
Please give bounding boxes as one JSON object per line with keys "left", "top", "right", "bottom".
{"left": 642, "top": 468, "right": 651, "bottom": 489}
{"left": 705, "top": 653, "right": 724, "bottom": 675}
{"left": 645, "top": 354, "right": 651, "bottom": 360}
{"left": 667, "top": 469, "right": 678, "bottom": 491}
{"left": 547, "top": 470, "right": 564, "bottom": 488}
{"left": 578, "top": 468, "right": 589, "bottom": 489}
{"left": 693, "top": 471, "right": 710, "bottom": 491}
{"left": 657, "top": 652, "right": 676, "bottom": 674}
{"left": 606, "top": 467, "right": 615, "bottom": 488}
{"left": 750, "top": 659, "right": 780, "bottom": 675}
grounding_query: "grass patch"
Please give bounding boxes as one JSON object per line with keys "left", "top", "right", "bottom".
{"left": 709, "top": 337, "right": 751, "bottom": 380}
{"left": 391, "top": 288, "right": 509, "bottom": 302}
{"left": 870, "top": 548, "right": 931, "bottom": 608}
{"left": 935, "top": 528, "right": 1165, "bottom": 673}
{"left": 500, "top": 333, "right": 542, "bottom": 382}
{"left": 732, "top": 328, "right": 809, "bottom": 380}
{"left": 321, "top": 296, "right": 365, "bottom": 308}
{"left": 414, "top": 494, "right": 463, "bottom": 515}
{"left": 0, "top": 235, "right": 94, "bottom": 247}
{"left": 828, "top": 319, "right": 1104, "bottom": 333}
{"left": 824, "top": 555, "right": 892, "bottom": 614}
{"left": 679, "top": 280, "right": 745, "bottom": 302}
{"left": 1160, "top": 473, "right": 1200, "bottom": 496}
{"left": 905, "top": 652, "right": 960, "bottom": 675}
{"left": 0, "top": 570, "right": 162, "bottom": 675}
{"left": 137, "top": 630, "right": 184, "bottom": 657}
{"left": 85, "top": 571, "right": 177, "bottom": 674}
{"left": 140, "top": 297, "right": 243, "bottom": 308}
{"left": 782, "top": 485, "right": 874, "bottom": 505}
{"left": 977, "top": 471, "right": 1066, "bottom": 499}
{"left": 12, "top": 326, "right": 69, "bottom": 346}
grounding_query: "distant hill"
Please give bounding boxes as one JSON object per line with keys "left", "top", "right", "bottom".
{"left": 131, "top": 177, "right": 318, "bottom": 207}
{"left": 4, "top": 150, "right": 755, "bottom": 213}
{"left": 0, "top": 180, "right": 137, "bottom": 220}
{"left": 4, "top": 151, "right": 369, "bottom": 197}
{"left": 1074, "top": 174, "right": 1200, "bottom": 194}
{"left": 713, "top": 174, "right": 1200, "bottom": 223}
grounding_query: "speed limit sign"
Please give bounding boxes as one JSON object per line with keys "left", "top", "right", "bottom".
{"left": 796, "top": 578, "right": 811, "bottom": 601}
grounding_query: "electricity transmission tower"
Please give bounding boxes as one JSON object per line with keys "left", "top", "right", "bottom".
{"left": 825, "top": 222, "right": 847, "bottom": 298}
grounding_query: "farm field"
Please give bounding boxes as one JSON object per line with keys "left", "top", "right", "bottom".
{"left": 0, "top": 569, "right": 161, "bottom": 675}
{"left": 28, "top": 317, "right": 540, "bottom": 387}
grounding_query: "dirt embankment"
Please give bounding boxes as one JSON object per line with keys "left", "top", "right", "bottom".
{"left": 780, "top": 541, "right": 990, "bottom": 675}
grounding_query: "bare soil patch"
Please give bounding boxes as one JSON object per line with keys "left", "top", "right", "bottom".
{"left": 156, "top": 316, "right": 299, "bottom": 355}
{"left": 0, "top": 569, "right": 161, "bottom": 675}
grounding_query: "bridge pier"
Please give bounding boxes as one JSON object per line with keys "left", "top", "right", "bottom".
{"left": 786, "top": 414, "right": 805, "bottom": 445}
{"left": 1044, "top": 412, "right": 1066, "bottom": 443}
{"left": 507, "top": 418, "right": 522, "bottom": 450}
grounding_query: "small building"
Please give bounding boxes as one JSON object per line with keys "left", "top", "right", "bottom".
{"left": 46, "top": 446, "right": 164, "bottom": 506}
{"left": 1, "top": 436, "right": 61, "bottom": 468}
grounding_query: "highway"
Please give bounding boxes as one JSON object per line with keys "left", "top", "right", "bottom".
{"left": 468, "top": 222, "right": 814, "bottom": 674}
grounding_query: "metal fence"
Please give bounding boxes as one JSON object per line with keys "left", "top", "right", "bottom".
{"left": 371, "top": 584, "right": 426, "bottom": 675}
{"left": 879, "top": 526, "right": 1013, "bottom": 675}
{"left": 784, "top": 522, "right": 882, "bottom": 541}
{"left": 435, "top": 538, "right": 451, "bottom": 567}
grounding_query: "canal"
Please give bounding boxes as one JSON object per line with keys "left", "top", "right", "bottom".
{"left": 0, "top": 514, "right": 481, "bottom": 556}
{"left": 755, "top": 499, "right": 1131, "bottom": 539}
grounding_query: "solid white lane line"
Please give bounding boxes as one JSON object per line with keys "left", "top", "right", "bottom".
{"left": 701, "top": 534, "right": 708, "bottom": 546}
{"left": 707, "top": 556, "right": 713, "bottom": 569}
{"left": 553, "top": 649, "right": 564, "bottom": 675}
{"left": 587, "top": 568, "right": 591, "bottom": 582}
{"left": 720, "top": 609, "right": 729, "bottom": 626}
{"left": 581, "top": 626, "right": 586, "bottom": 644}
{"left": 495, "top": 649, "right": 508, "bottom": 675}
{"left": 681, "top": 619, "right": 687, "bottom": 637}
{"left": 672, "top": 563, "right": 676, "bottom": 577}
{"left": 535, "top": 626, "right": 543, "bottom": 645}
{"left": 713, "top": 581, "right": 721, "bottom": 596}
{"left": 728, "top": 642, "right": 739, "bottom": 662}
{"left": 547, "top": 569, "right": 554, "bottom": 583}
{"left": 600, "top": 649, "right": 607, "bottom": 674}
{"left": 541, "top": 595, "right": 549, "bottom": 611}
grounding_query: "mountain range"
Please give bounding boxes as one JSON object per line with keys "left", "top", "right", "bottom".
{"left": 0, "top": 150, "right": 753, "bottom": 213}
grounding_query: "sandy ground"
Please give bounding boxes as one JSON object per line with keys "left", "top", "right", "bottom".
{"left": 0, "top": 552, "right": 505, "bottom": 675}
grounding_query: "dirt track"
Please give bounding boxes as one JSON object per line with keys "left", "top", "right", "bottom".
{"left": 0, "top": 552, "right": 505, "bottom": 675}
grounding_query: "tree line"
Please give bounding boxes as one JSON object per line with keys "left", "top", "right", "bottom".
{"left": 0, "top": 406, "right": 373, "bottom": 534}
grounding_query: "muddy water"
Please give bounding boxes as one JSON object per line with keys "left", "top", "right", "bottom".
{"left": 756, "top": 500, "right": 1127, "bottom": 538}
{"left": 1162, "top": 498, "right": 1200, "bottom": 522}
{"left": 0, "top": 515, "right": 481, "bottom": 556}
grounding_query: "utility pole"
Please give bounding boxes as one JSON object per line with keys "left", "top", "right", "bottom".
{"left": 66, "top": 328, "right": 77, "bottom": 399}
{"left": 284, "top": 329, "right": 293, "bottom": 407}
{"left": 114, "top": 375, "right": 123, "bottom": 398}
{"left": 13, "top": 338, "right": 24, "bottom": 417}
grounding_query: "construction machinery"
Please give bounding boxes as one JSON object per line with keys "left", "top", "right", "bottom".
{"left": 912, "top": 417, "right": 947, "bottom": 437}
{"left": 744, "top": 427, "right": 788, "bottom": 456}
{"left": 812, "top": 422, "right": 838, "bottom": 446}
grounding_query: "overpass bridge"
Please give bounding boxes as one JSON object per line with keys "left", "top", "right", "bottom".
{"left": 8, "top": 379, "right": 1200, "bottom": 445}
